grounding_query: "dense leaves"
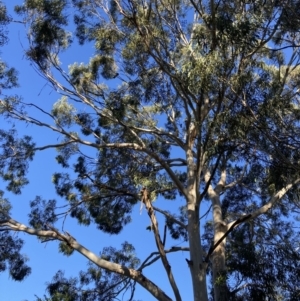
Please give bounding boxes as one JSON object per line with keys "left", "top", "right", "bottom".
{"left": 0, "top": 191, "right": 31, "bottom": 281}
{"left": 0, "top": 231, "right": 31, "bottom": 281}
{"left": 0, "top": 129, "right": 35, "bottom": 194}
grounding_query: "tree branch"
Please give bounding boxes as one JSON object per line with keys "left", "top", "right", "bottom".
{"left": 33, "top": 141, "right": 77, "bottom": 152}
{"left": 152, "top": 206, "right": 187, "bottom": 229}
{"left": 0, "top": 217, "right": 173, "bottom": 301}
{"left": 141, "top": 188, "right": 182, "bottom": 301}
{"left": 200, "top": 153, "right": 223, "bottom": 201}
{"left": 139, "top": 247, "right": 189, "bottom": 271}
{"left": 227, "top": 178, "right": 300, "bottom": 229}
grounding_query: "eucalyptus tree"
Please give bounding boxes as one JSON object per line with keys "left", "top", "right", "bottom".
{"left": 1, "top": 0, "right": 300, "bottom": 301}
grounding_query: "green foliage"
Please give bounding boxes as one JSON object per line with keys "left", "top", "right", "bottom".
{"left": 166, "top": 206, "right": 188, "bottom": 241}
{"left": 29, "top": 196, "right": 57, "bottom": 230}
{"left": 34, "top": 243, "right": 139, "bottom": 301}
{"left": 0, "top": 191, "right": 31, "bottom": 281}
{"left": 15, "top": 0, "right": 71, "bottom": 68}
{"left": 225, "top": 221, "right": 300, "bottom": 300}
{"left": 52, "top": 96, "right": 76, "bottom": 127}
{"left": 0, "top": 1, "right": 9, "bottom": 46}
{"left": 0, "top": 130, "right": 35, "bottom": 194}
{"left": 0, "top": 61, "right": 18, "bottom": 89}
{"left": 59, "top": 242, "right": 74, "bottom": 256}
{"left": 0, "top": 190, "right": 11, "bottom": 218}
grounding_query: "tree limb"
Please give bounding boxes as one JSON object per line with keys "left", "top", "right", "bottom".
{"left": 141, "top": 188, "right": 182, "bottom": 301}
{"left": 227, "top": 178, "right": 300, "bottom": 230}
{"left": 152, "top": 206, "right": 187, "bottom": 229}
{"left": 0, "top": 217, "right": 173, "bottom": 301}
{"left": 138, "top": 246, "right": 189, "bottom": 271}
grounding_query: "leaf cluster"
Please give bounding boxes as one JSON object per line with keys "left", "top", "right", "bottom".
{"left": 0, "top": 191, "right": 31, "bottom": 281}
{"left": 15, "top": 0, "right": 71, "bottom": 68}
{"left": 0, "top": 129, "right": 35, "bottom": 194}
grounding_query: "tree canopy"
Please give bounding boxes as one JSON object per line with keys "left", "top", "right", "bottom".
{"left": 1, "top": 0, "right": 300, "bottom": 300}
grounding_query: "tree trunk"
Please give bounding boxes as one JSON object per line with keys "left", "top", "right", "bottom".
{"left": 187, "top": 200, "right": 209, "bottom": 301}
{"left": 185, "top": 135, "right": 208, "bottom": 301}
{"left": 212, "top": 224, "right": 230, "bottom": 301}
{"left": 208, "top": 185, "right": 230, "bottom": 301}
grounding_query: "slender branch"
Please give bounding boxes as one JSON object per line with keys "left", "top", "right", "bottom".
{"left": 33, "top": 141, "right": 77, "bottom": 152}
{"left": 153, "top": 206, "right": 187, "bottom": 229}
{"left": 230, "top": 283, "right": 250, "bottom": 295}
{"left": 200, "top": 153, "right": 223, "bottom": 201}
{"left": 146, "top": 151, "right": 187, "bottom": 197}
{"left": 204, "top": 214, "right": 252, "bottom": 263}
{"left": 162, "top": 223, "right": 167, "bottom": 247}
{"left": 199, "top": 205, "right": 212, "bottom": 220}
{"left": 210, "top": 0, "right": 217, "bottom": 50}
{"left": 166, "top": 158, "right": 187, "bottom": 165}
{"left": 141, "top": 188, "right": 182, "bottom": 301}
{"left": 189, "top": 0, "right": 203, "bottom": 19}
{"left": 224, "top": 164, "right": 247, "bottom": 190}
{"left": 227, "top": 178, "right": 300, "bottom": 229}
{"left": 138, "top": 246, "right": 189, "bottom": 271}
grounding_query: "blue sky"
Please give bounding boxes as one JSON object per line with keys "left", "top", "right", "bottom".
{"left": 0, "top": 1, "right": 202, "bottom": 300}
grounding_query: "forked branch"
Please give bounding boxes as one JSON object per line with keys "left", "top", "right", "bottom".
{"left": 139, "top": 246, "right": 189, "bottom": 271}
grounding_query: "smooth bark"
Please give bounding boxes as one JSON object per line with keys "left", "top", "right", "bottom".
{"left": 186, "top": 140, "right": 208, "bottom": 301}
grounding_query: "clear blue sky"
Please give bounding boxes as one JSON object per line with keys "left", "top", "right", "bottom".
{"left": 0, "top": 1, "right": 203, "bottom": 300}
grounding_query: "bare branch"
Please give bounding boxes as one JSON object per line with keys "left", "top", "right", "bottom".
{"left": 204, "top": 214, "right": 252, "bottom": 263}
{"left": 141, "top": 188, "right": 182, "bottom": 301}
{"left": 139, "top": 246, "right": 189, "bottom": 271}
{"left": 152, "top": 206, "right": 187, "bottom": 229}
{"left": 200, "top": 153, "right": 223, "bottom": 202}
{"left": 199, "top": 205, "right": 212, "bottom": 221}
{"left": 33, "top": 141, "right": 77, "bottom": 152}
{"left": 227, "top": 178, "right": 300, "bottom": 230}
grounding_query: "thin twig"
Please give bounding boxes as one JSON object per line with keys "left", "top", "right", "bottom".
{"left": 153, "top": 206, "right": 187, "bottom": 229}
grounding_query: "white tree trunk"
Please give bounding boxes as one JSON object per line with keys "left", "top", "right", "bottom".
{"left": 206, "top": 169, "right": 230, "bottom": 301}
{"left": 212, "top": 224, "right": 229, "bottom": 301}
{"left": 187, "top": 201, "right": 209, "bottom": 301}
